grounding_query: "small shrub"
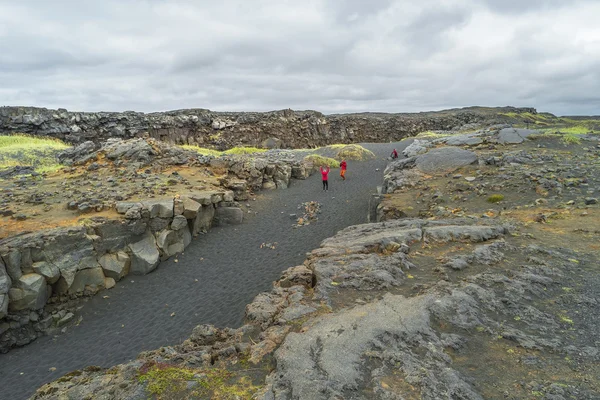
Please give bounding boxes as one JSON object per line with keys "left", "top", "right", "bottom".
{"left": 487, "top": 194, "right": 504, "bottom": 203}
{"left": 303, "top": 154, "right": 340, "bottom": 168}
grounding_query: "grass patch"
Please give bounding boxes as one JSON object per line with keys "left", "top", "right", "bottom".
{"left": 332, "top": 144, "right": 375, "bottom": 161}
{"left": 138, "top": 363, "right": 260, "bottom": 399}
{"left": 0, "top": 134, "right": 70, "bottom": 173}
{"left": 487, "top": 194, "right": 505, "bottom": 203}
{"left": 303, "top": 154, "right": 340, "bottom": 168}
{"left": 561, "top": 134, "right": 582, "bottom": 145}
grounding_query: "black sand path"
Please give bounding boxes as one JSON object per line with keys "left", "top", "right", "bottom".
{"left": 0, "top": 141, "right": 410, "bottom": 400}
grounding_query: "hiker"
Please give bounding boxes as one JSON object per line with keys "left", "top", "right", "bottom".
{"left": 391, "top": 148, "right": 398, "bottom": 159}
{"left": 340, "top": 159, "right": 347, "bottom": 180}
{"left": 320, "top": 165, "right": 330, "bottom": 190}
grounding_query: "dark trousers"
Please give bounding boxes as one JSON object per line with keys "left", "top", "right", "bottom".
{"left": 322, "top": 180, "right": 328, "bottom": 190}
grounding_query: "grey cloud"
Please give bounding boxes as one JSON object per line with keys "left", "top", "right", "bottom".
{"left": 0, "top": 0, "right": 599, "bottom": 115}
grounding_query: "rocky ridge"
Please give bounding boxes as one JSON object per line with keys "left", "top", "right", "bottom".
{"left": 0, "top": 106, "right": 538, "bottom": 148}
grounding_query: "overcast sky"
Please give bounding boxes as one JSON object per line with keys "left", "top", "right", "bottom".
{"left": 1, "top": 0, "right": 599, "bottom": 115}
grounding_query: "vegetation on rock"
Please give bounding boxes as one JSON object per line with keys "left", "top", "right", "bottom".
{"left": 333, "top": 144, "right": 375, "bottom": 161}
{"left": 138, "top": 362, "right": 260, "bottom": 399}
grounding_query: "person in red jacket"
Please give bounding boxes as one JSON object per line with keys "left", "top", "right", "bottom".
{"left": 320, "top": 165, "right": 330, "bottom": 190}
{"left": 391, "top": 148, "right": 398, "bottom": 159}
{"left": 340, "top": 159, "right": 347, "bottom": 180}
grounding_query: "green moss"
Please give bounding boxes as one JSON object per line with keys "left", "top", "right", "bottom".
{"left": 138, "top": 363, "right": 261, "bottom": 399}
{"left": 0, "top": 134, "right": 70, "bottom": 173}
{"left": 304, "top": 154, "right": 340, "bottom": 168}
{"left": 486, "top": 194, "right": 505, "bottom": 203}
{"left": 332, "top": 144, "right": 375, "bottom": 161}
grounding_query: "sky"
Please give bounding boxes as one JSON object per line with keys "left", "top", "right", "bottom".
{"left": 1, "top": 0, "right": 599, "bottom": 116}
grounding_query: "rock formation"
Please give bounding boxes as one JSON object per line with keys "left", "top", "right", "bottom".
{"left": 0, "top": 106, "right": 538, "bottom": 148}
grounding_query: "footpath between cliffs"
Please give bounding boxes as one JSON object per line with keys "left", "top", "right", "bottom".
{"left": 0, "top": 142, "right": 408, "bottom": 400}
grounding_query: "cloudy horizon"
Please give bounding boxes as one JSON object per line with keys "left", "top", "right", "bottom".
{"left": 1, "top": 0, "right": 599, "bottom": 116}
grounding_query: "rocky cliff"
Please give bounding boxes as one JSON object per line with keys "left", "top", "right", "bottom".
{"left": 0, "top": 106, "right": 537, "bottom": 149}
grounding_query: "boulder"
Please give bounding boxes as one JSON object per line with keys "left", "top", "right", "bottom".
{"left": 1, "top": 249, "right": 22, "bottom": 281}
{"left": 214, "top": 207, "right": 244, "bottom": 226}
{"left": 128, "top": 232, "right": 160, "bottom": 275}
{"left": 187, "top": 192, "right": 213, "bottom": 206}
{"left": 98, "top": 251, "right": 131, "bottom": 281}
{"left": 262, "top": 181, "right": 277, "bottom": 190}
{"left": 278, "top": 266, "right": 314, "bottom": 289}
{"left": 402, "top": 139, "right": 431, "bottom": 157}
{"left": 171, "top": 215, "right": 188, "bottom": 231}
{"left": 291, "top": 164, "right": 309, "bottom": 180}
{"left": 192, "top": 205, "right": 215, "bottom": 235}
{"left": 8, "top": 273, "right": 47, "bottom": 311}
{"left": 156, "top": 230, "right": 184, "bottom": 260}
{"left": 497, "top": 128, "right": 536, "bottom": 144}
{"left": 68, "top": 267, "right": 106, "bottom": 294}
{"left": 142, "top": 199, "right": 174, "bottom": 218}
{"left": 180, "top": 196, "right": 201, "bottom": 219}
{"left": 32, "top": 261, "right": 61, "bottom": 284}
{"left": 104, "top": 277, "right": 116, "bottom": 290}
{"left": 415, "top": 147, "right": 478, "bottom": 175}
{"left": 443, "top": 134, "right": 484, "bottom": 146}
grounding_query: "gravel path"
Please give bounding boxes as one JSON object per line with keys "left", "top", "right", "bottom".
{"left": 0, "top": 141, "right": 410, "bottom": 400}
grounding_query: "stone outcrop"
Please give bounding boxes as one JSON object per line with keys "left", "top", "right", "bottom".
{"left": 0, "top": 106, "right": 538, "bottom": 148}
{"left": 0, "top": 189, "right": 242, "bottom": 353}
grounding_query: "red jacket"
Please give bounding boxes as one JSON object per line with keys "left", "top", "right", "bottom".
{"left": 340, "top": 161, "right": 347, "bottom": 171}
{"left": 320, "top": 166, "right": 330, "bottom": 180}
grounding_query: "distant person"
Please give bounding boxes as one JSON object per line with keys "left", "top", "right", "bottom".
{"left": 391, "top": 148, "right": 398, "bottom": 159}
{"left": 320, "top": 165, "right": 330, "bottom": 190}
{"left": 340, "top": 159, "right": 347, "bottom": 180}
